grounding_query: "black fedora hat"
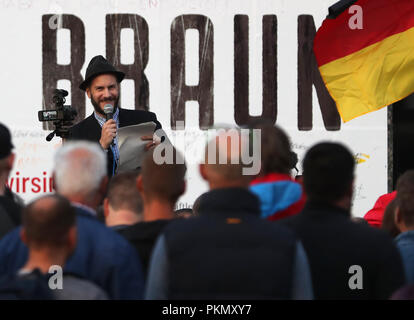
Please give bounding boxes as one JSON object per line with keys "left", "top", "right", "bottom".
{"left": 79, "top": 55, "right": 125, "bottom": 91}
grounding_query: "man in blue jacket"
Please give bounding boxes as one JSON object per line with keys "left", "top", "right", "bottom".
{"left": 394, "top": 170, "right": 414, "bottom": 284}
{"left": 0, "top": 141, "right": 145, "bottom": 299}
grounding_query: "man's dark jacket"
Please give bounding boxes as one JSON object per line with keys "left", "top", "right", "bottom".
{"left": 0, "top": 187, "right": 23, "bottom": 239}
{"left": 68, "top": 108, "right": 162, "bottom": 176}
{"left": 117, "top": 219, "right": 171, "bottom": 276}
{"left": 279, "top": 201, "right": 405, "bottom": 299}
{"left": 160, "top": 188, "right": 299, "bottom": 299}
{"left": 0, "top": 198, "right": 18, "bottom": 240}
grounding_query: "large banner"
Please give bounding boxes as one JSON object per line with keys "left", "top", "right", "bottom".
{"left": 0, "top": 0, "right": 388, "bottom": 216}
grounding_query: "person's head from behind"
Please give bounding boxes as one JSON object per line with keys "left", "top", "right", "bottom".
{"left": 174, "top": 208, "right": 193, "bottom": 219}
{"left": 20, "top": 194, "right": 76, "bottom": 262}
{"left": 246, "top": 121, "right": 296, "bottom": 177}
{"left": 382, "top": 199, "right": 400, "bottom": 238}
{"left": 104, "top": 171, "right": 143, "bottom": 227}
{"left": 0, "top": 123, "right": 15, "bottom": 183}
{"left": 394, "top": 170, "right": 414, "bottom": 232}
{"left": 302, "top": 142, "right": 355, "bottom": 209}
{"left": 191, "top": 194, "right": 203, "bottom": 216}
{"left": 200, "top": 129, "right": 254, "bottom": 189}
{"left": 53, "top": 141, "right": 108, "bottom": 209}
{"left": 137, "top": 147, "right": 186, "bottom": 208}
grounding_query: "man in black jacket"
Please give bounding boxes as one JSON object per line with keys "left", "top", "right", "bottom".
{"left": 111, "top": 149, "right": 186, "bottom": 276}
{"left": 68, "top": 55, "right": 163, "bottom": 177}
{"left": 0, "top": 123, "right": 22, "bottom": 239}
{"left": 146, "top": 129, "right": 313, "bottom": 299}
{"left": 280, "top": 142, "right": 405, "bottom": 299}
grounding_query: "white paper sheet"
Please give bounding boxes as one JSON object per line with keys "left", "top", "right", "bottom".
{"left": 117, "top": 122, "right": 156, "bottom": 172}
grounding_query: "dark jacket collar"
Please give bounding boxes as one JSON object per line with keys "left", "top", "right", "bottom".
{"left": 118, "top": 219, "right": 171, "bottom": 240}
{"left": 302, "top": 200, "right": 351, "bottom": 218}
{"left": 197, "top": 187, "right": 261, "bottom": 217}
{"left": 395, "top": 230, "right": 414, "bottom": 243}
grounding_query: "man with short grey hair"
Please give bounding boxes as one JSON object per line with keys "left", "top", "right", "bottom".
{"left": 53, "top": 141, "right": 108, "bottom": 214}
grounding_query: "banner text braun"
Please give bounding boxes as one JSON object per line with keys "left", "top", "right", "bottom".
{"left": 42, "top": 14, "right": 341, "bottom": 131}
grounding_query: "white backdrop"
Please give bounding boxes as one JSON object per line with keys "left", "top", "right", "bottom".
{"left": 0, "top": 0, "right": 388, "bottom": 216}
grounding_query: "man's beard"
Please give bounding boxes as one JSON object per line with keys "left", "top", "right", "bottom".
{"left": 91, "top": 95, "right": 120, "bottom": 116}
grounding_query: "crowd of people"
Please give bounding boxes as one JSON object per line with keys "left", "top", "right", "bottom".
{"left": 0, "top": 55, "right": 411, "bottom": 300}
{"left": 0, "top": 118, "right": 412, "bottom": 300}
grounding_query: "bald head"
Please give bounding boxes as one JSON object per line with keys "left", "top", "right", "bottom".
{"left": 22, "top": 194, "right": 76, "bottom": 249}
{"left": 201, "top": 129, "right": 253, "bottom": 188}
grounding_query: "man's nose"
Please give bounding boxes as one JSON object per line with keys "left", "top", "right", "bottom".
{"left": 103, "top": 88, "right": 111, "bottom": 98}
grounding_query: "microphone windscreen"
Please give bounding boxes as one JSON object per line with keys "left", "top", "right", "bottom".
{"left": 104, "top": 104, "right": 114, "bottom": 115}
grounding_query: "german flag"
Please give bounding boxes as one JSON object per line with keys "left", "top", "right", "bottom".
{"left": 314, "top": 0, "right": 414, "bottom": 122}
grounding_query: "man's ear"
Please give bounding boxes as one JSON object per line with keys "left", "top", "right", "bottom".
{"left": 103, "top": 198, "right": 110, "bottom": 218}
{"left": 6, "top": 153, "right": 15, "bottom": 171}
{"left": 199, "top": 164, "right": 208, "bottom": 182}
{"left": 395, "top": 206, "right": 403, "bottom": 226}
{"left": 52, "top": 172, "right": 57, "bottom": 192}
{"left": 86, "top": 87, "right": 91, "bottom": 99}
{"left": 179, "top": 180, "right": 186, "bottom": 197}
{"left": 394, "top": 205, "right": 407, "bottom": 233}
{"left": 348, "top": 179, "right": 355, "bottom": 198}
{"left": 67, "top": 226, "right": 77, "bottom": 253}
{"left": 20, "top": 228, "right": 27, "bottom": 245}
{"left": 99, "top": 176, "right": 108, "bottom": 198}
{"left": 136, "top": 174, "right": 144, "bottom": 193}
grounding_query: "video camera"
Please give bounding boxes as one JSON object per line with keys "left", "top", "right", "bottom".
{"left": 38, "top": 89, "right": 77, "bottom": 141}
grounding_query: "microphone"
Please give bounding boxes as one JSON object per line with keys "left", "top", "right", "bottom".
{"left": 104, "top": 104, "right": 114, "bottom": 121}
{"left": 103, "top": 104, "right": 115, "bottom": 147}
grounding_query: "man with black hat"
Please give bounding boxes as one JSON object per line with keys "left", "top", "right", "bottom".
{"left": 0, "top": 123, "right": 22, "bottom": 239}
{"left": 68, "top": 55, "right": 163, "bottom": 177}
